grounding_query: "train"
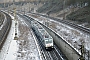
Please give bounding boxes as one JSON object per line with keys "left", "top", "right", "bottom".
{"left": 31, "top": 20, "right": 54, "bottom": 50}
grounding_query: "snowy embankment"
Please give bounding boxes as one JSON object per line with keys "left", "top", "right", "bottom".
{"left": 0, "top": 15, "right": 16, "bottom": 60}
{"left": 0, "top": 14, "right": 41, "bottom": 60}
{"left": 27, "top": 13, "right": 90, "bottom": 52}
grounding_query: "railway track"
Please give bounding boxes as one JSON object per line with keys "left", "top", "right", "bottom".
{"left": 32, "top": 13, "right": 90, "bottom": 34}
{"left": 19, "top": 14, "right": 68, "bottom": 60}
{"left": 34, "top": 29, "right": 47, "bottom": 60}
{"left": 0, "top": 12, "right": 12, "bottom": 50}
{"left": 33, "top": 28, "right": 65, "bottom": 60}
{"left": 0, "top": 12, "right": 4, "bottom": 26}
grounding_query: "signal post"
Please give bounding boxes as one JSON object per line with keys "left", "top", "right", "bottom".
{"left": 14, "top": 8, "right": 18, "bottom": 40}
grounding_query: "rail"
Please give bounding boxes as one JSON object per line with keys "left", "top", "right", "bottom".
{"left": 0, "top": 12, "right": 12, "bottom": 50}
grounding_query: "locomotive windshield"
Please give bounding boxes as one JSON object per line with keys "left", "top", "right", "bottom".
{"left": 45, "top": 39, "right": 52, "bottom": 44}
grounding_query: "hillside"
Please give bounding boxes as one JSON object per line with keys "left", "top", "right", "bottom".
{"left": 37, "top": 0, "right": 63, "bottom": 15}
{"left": 37, "top": 0, "right": 90, "bottom": 28}
{"left": 66, "top": 6, "right": 90, "bottom": 27}
{"left": 0, "top": 0, "right": 90, "bottom": 27}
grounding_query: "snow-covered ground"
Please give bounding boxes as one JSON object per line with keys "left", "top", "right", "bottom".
{"left": 27, "top": 13, "right": 90, "bottom": 53}
{"left": 0, "top": 14, "right": 41, "bottom": 60}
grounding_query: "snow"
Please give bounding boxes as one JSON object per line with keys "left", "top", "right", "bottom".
{"left": 0, "top": 20, "right": 15, "bottom": 60}
{"left": 27, "top": 13, "right": 90, "bottom": 51}
{"left": 5, "top": 40, "right": 18, "bottom": 60}
{"left": 0, "top": 13, "right": 41, "bottom": 60}
{"left": 26, "top": 13, "right": 90, "bottom": 59}
{"left": 17, "top": 15, "right": 41, "bottom": 60}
